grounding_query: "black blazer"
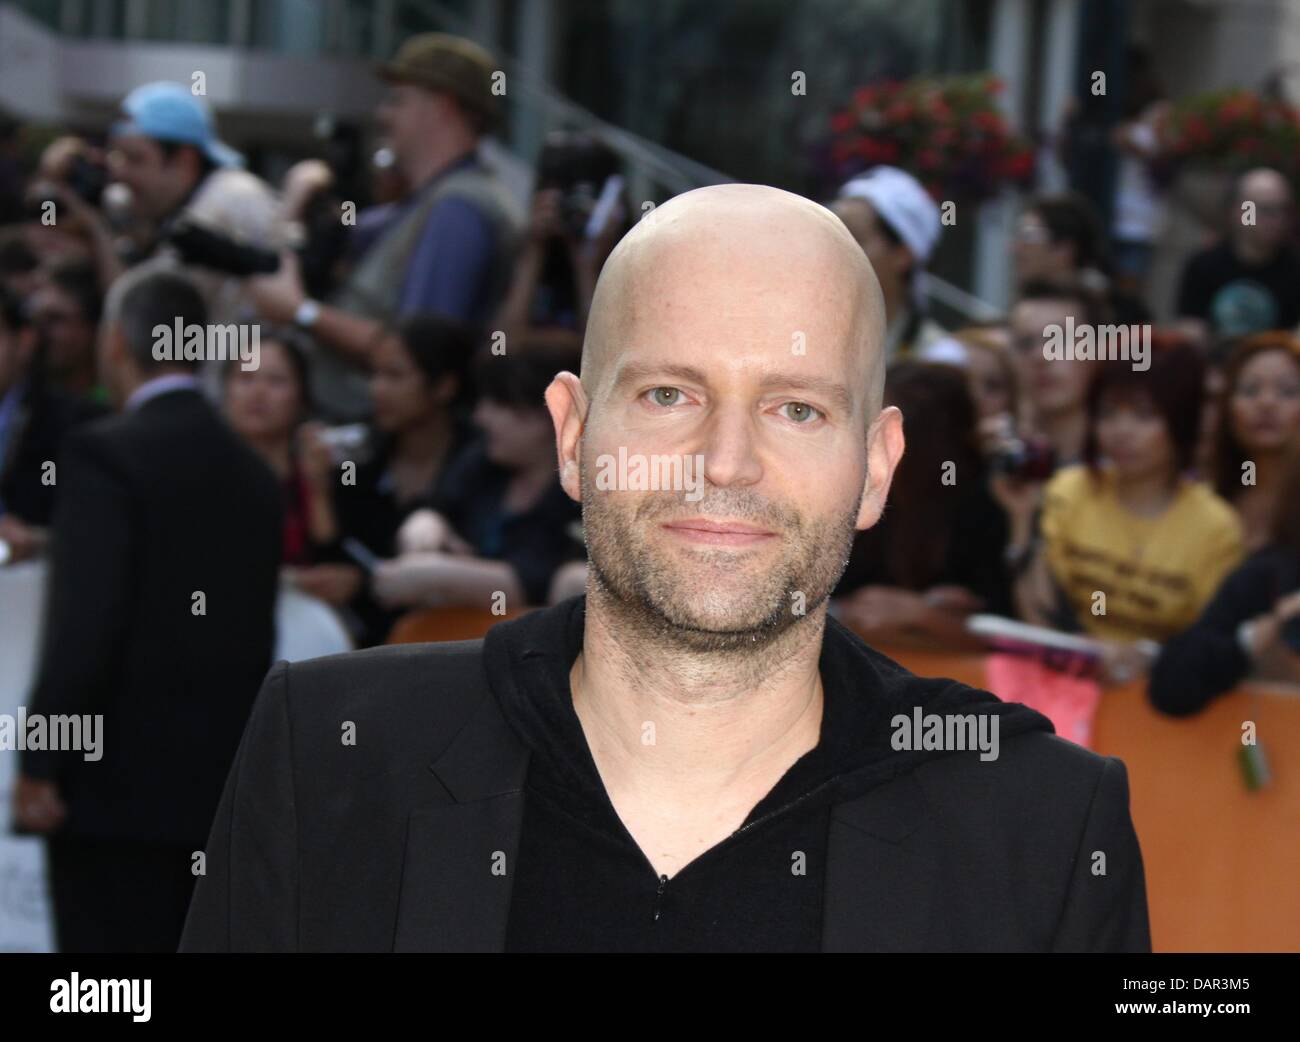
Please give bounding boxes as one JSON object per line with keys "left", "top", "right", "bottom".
{"left": 180, "top": 640, "right": 1151, "bottom": 952}
{"left": 20, "top": 387, "right": 282, "bottom": 847}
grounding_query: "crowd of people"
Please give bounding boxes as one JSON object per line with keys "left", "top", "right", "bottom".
{"left": 2, "top": 30, "right": 1299, "bottom": 951}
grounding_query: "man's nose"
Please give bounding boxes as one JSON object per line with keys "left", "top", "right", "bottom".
{"left": 698, "top": 401, "right": 763, "bottom": 489}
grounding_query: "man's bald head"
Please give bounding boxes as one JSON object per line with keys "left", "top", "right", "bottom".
{"left": 581, "top": 183, "right": 887, "bottom": 423}
{"left": 543, "top": 183, "right": 906, "bottom": 654}
{"left": 1236, "top": 167, "right": 1293, "bottom": 207}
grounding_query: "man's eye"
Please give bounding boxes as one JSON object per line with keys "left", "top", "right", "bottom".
{"left": 648, "top": 387, "right": 682, "bottom": 407}
{"left": 780, "top": 402, "right": 821, "bottom": 423}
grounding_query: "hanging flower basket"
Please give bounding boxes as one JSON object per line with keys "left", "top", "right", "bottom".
{"left": 1158, "top": 88, "right": 1300, "bottom": 177}
{"left": 825, "top": 74, "right": 1036, "bottom": 203}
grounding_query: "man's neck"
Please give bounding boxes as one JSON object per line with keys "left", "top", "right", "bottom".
{"left": 156, "top": 171, "right": 207, "bottom": 231}
{"left": 1232, "top": 236, "right": 1280, "bottom": 267}
{"left": 118, "top": 367, "right": 199, "bottom": 411}
{"left": 406, "top": 140, "right": 478, "bottom": 190}
{"left": 569, "top": 585, "right": 827, "bottom": 807}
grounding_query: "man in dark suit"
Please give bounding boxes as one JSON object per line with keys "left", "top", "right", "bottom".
{"left": 181, "top": 184, "right": 1150, "bottom": 952}
{"left": 14, "top": 268, "right": 282, "bottom": 953}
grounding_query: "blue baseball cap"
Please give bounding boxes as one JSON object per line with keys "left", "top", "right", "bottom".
{"left": 112, "top": 82, "right": 244, "bottom": 168}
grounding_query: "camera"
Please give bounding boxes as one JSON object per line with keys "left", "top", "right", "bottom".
{"left": 536, "top": 130, "right": 621, "bottom": 239}
{"left": 988, "top": 436, "right": 1057, "bottom": 483}
{"left": 162, "top": 217, "right": 282, "bottom": 277}
{"left": 65, "top": 154, "right": 110, "bottom": 208}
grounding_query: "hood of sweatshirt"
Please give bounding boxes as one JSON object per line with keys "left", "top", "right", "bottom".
{"left": 483, "top": 596, "right": 1055, "bottom": 833}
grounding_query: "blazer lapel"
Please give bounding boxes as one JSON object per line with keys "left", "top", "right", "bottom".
{"left": 393, "top": 685, "right": 530, "bottom": 952}
{"left": 821, "top": 771, "right": 939, "bottom": 952}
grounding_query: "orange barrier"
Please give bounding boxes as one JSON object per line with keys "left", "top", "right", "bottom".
{"left": 824, "top": 647, "right": 1300, "bottom": 954}
{"left": 386, "top": 605, "right": 534, "bottom": 644}
{"left": 388, "top": 608, "right": 1300, "bottom": 952}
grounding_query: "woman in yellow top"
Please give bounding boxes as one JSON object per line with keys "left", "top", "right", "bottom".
{"left": 995, "top": 341, "right": 1244, "bottom": 678}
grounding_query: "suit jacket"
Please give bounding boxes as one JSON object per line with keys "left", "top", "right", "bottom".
{"left": 21, "top": 387, "right": 282, "bottom": 847}
{"left": 180, "top": 637, "right": 1151, "bottom": 952}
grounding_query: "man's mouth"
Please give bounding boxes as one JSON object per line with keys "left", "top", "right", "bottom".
{"left": 660, "top": 517, "right": 777, "bottom": 547}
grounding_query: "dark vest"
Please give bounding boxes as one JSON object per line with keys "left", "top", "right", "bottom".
{"left": 311, "top": 159, "right": 523, "bottom": 421}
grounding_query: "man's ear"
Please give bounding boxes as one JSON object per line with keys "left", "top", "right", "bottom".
{"left": 855, "top": 404, "right": 904, "bottom": 530}
{"left": 545, "top": 371, "right": 587, "bottom": 503}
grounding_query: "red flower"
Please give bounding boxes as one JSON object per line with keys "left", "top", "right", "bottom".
{"left": 831, "top": 111, "right": 855, "bottom": 134}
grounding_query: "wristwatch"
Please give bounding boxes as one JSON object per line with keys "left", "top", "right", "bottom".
{"left": 293, "top": 298, "right": 321, "bottom": 330}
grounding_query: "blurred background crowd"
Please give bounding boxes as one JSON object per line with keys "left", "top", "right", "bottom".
{"left": 1, "top": 0, "right": 1300, "bottom": 952}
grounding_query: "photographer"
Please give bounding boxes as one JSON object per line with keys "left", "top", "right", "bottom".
{"left": 249, "top": 33, "right": 524, "bottom": 423}
{"left": 494, "top": 130, "right": 628, "bottom": 341}
{"left": 107, "top": 81, "right": 280, "bottom": 324}
{"left": 24, "top": 136, "right": 123, "bottom": 292}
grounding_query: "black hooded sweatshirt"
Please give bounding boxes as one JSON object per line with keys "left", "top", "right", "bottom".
{"left": 483, "top": 596, "right": 1053, "bottom": 953}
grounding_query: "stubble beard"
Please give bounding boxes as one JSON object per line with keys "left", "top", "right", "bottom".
{"left": 578, "top": 446, "right": 861, "bottom": 659}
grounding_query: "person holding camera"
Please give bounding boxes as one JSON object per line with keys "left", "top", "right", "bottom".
{"left": 107, "top": 81, "right": 280, "bottom": 326}
{"left": 23, "top": 136, "right": 123, "bottom": 294}
{"left": 249, "top": 33, "right": 524, "bottom": 423}
{"left": 493, "top": 130, "right": 629, "bottom": 342}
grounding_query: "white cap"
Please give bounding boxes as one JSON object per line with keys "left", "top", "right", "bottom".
{"left": 837, "top": 166, "right": 942, "bottom": 265}
{"left": 916, "top": 336, "right": 970, "bottom": 366}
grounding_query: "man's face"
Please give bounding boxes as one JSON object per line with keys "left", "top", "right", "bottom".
{"left": 1233, "top": 172, "right": 1294, "bottom": 257}
{"left": 108, "top": 134, "right": 194, "bottom": 221}
{"left": 377, "top": 84, "right": 448, "bottom": 174}
{"left": 571, "top": 221, "right": 888, "bottom": 651}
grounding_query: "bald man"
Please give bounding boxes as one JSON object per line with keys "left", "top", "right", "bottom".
{"left": 1177, "top": 166, "right": 1300, "bottom": 340}
{"left": 181, "top": 184, "right": 1150, "bottom": 953}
